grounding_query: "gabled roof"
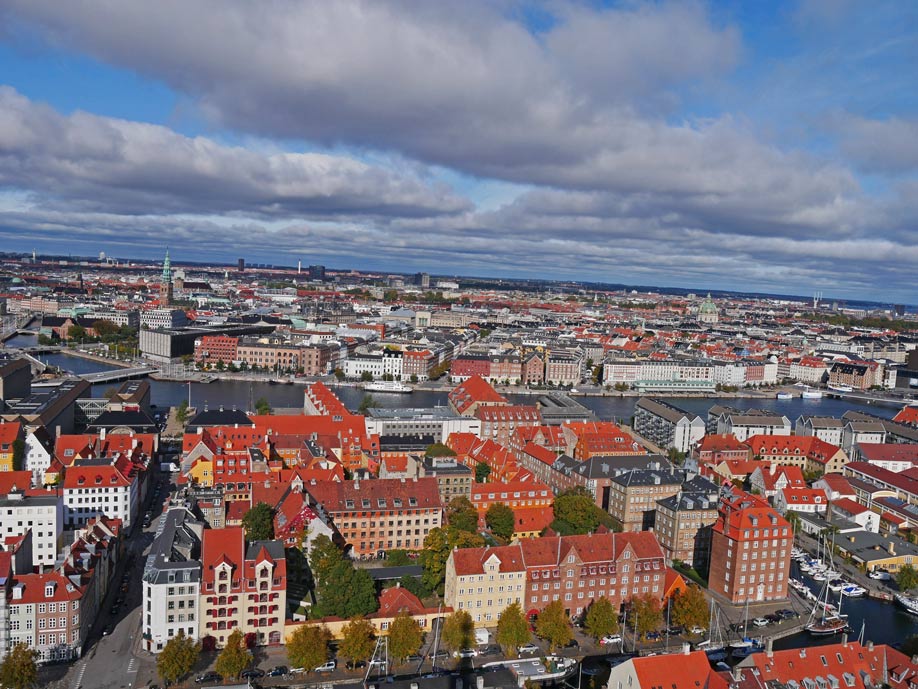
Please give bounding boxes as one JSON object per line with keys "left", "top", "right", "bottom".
{"left": 631, "top": 649, "right": 728, "bottom": 689}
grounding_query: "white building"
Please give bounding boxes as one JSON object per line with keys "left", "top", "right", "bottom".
{"left": 62, "top": 459, "right": 141, "bottom": 530}
{"left": 716, "top": 412, "right": 791, "bottom": 442}
{"left": 142, "top": 507, "right": 204, "bottom": 652}
{"left": 795, "top": 416, "right": 844, "bottom": 446}
{"left": 342, "top": 349, "right": 403, "bottom": 380}
{"left": 841, "top": 420, "right": 886, "bottom": 455}
{"left": 0, "top": 492, "right": 63, "bottom": 569}
{"left": 140, "top": 309, "right": 188, "bottom": 330}
{"left": 633, "top": 398, "right": 705, "bottom": 454}
{"left": 24, "top": 428, "right": 54, "bottom": 487}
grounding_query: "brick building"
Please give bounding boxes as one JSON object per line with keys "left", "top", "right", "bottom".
{"left": 708, "top": 490, "right": 792, "bottom": 604}
{"left": 654, "top": 480, "right": 720, "bottom": 570}
{"left": 474, "top": 405, "right": 542, "bottom": 447}
{"left": 302, "top": 478, "right": 443, "bottom": 558}
{"left": 199, "top": 527, "right": 287, "bottom": 647}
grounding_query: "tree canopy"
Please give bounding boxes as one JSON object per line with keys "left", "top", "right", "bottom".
{"left": 442, "top": 610, "right": 474, "bottom": 652}
{"left": 0, "top": 643, "right": 38, "bottom": 689}
{"left": 215, "top": 629, "right": 253, "bottom": 679}
{"left": 486, "top": 503, "right": 515, "bottom": 542}
{"left": 419, "top": 526, "right": 485, "bottom": 593}
{"left": 388, "top": 611, "right": 424, "bottom": 663}
{"left": 254, "top": 396, "right": 273, "bottom": 415}
{"left": 535, "top": 600, "right": 573, "bottom": 650}
{"left": 630, "top": 594, "right": 663, "bottom": 638}
{"left": 899, "top": 564, "right": 918, "bottom": 592}
{"left": 242, "top": 502, "right": 275, "bottom": 541}
{"left": 157, "top": 631, "right": 199, "bottom": 685}
{"left": 288, "top": 624, "right": 332, "bottom": 672}
{"left": 584, "top": 596, "right": 619, "bottom": 640}
{"left": 447, "top": 497, "right": 480, "bottom": 534}
{"left": 496, "top": 602, "right": 530, "bottom": 657}
{"left": 671, "top": 586, "right": 708, "bottom": 631}
{"left": 426, "top": 443, "right": 457, "bottom": 458}
{"left": 550, "top": 487, "right": 619, "bottom": 535}
{"left": 475, "top": 462, "right": 492, "bottom": 483}
{"left": 308, "top": 536, "right": 377, "bottom": 618}
{"left": 339, "top": 617, "right": 376, "bottom": 668}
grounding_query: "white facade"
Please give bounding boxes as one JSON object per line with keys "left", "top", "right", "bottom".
{"left": 795, "top": 417, "right": 844, "bottom": 446}
{"left": 140, "top": 309, "right": 188, "bottom": 330}
{"left": 24, "top": 431, "right": 53, "bottom": 487}
{"left": 717, "top": 414, "right": 791, "bottom": 442}
{"left": 343, "top": 351, "right": 403, "bottom": 380}
{"left": 0, "top": 494, "right": 63, "bottom": 569}
{"left": 63, "top": 471, "right": 139, "bottom": 530}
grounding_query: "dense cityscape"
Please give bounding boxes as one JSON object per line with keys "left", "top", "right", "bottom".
{"left": 0, "top": 251, "right": 917, "bottom": 689}
{"left": 0, "top": 2, "right": 916, "bottom": 689}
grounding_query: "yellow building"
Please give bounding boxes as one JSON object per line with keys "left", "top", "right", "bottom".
{"left": 444, "top": 544, "right": 526, "bottom": 627}
{"left": 0, "top": 422, "right": 22, "bottom": 473}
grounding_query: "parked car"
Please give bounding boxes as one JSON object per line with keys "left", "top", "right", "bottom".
{"left": 600, "top": 634, "right": 623, "bottom": 646}
{"left": 455, "top": 648, "right": 478, "bottom": 658}
{"left": 406, "top": 654, "right": 425, "bottom": 664}
{"left": 288, "top": 667, "right": 305, "bottom": 674}
{"left": 765, "top": 614, "right": 782, "bottom": 625}
{"left": 518, "top": 643, "right": 539, "bottom": 654}
{"left": 429, "top": 650, "right": 449, "bottom": 660}
{"left": 564, "top": 638, "right": 579, "bottom": 649}
{"left": 241, "top": 668, "right": 265, "bottom": 679}
{"left": 267, "top": 666, "right": 288, "bottom": 677}
{"left": 645, "top": 631, "right": 661, "bottom": 641}
{"left": 195, "top": 672, "right": 222, "bottom": 684}
{"left": 315, "top": 661, "right": 336, "bottom": 673}
{"left": 667, "top": 625, "right": 685, "bottom": 636}
{"left": 752, "top": 617, "right": 769, "bottom": 627}
{"left": 689, "top": 626, "right": 706, "bottom": 635}
{"left": 777, "top": 609, "right": 799, "bottom": 620}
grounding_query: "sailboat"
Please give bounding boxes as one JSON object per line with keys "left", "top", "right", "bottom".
{"left": 729, "top": 600, "right": 763, "bottom": 658}
{"left": 805, "top": 535, "right": 848, "bottom": 636}
{"left": 701, "top": 601, "right": 728, "bottom": 662}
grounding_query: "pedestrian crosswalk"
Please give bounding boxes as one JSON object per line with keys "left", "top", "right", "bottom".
{"left": 127, "top": 657, "right": 138, "bottom": 674}
{"left": 72, "top": 661, "right": 87, "bottom": 689}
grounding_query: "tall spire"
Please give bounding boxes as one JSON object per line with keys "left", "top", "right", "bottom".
{"left": 160, "top": 248, "right": 174, "bottom": 305}
{"left": 162, "top": 248, "right": 172, "bottom": 281}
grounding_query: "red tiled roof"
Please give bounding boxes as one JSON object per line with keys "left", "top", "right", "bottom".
{"left": 832, "top": 497, "right": 868, "bottom": 516}
{"left": 448, "top": 376, "right": 507, "bottom": 414}
{"left": 0, "top": 471, "right": 33, "bottom": 493}
{"left": 522, "top": 442, "right": 559, "bottom": 466}
{"left": 632, "top": 649, "right": 728, "bottom": 689}
{"left": 0, "top": 422, "right": 21, "bottom": 446}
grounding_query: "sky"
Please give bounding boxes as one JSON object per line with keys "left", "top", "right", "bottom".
{"left": 0, "top": 0, "right": 916, "bottom": 301}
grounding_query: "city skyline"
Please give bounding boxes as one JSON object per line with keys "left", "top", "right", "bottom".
{"left": 0, "top": 1, "right": 916, "bottom": 300}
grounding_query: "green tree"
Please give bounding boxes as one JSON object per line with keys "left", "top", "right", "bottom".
{"left": 309, "top": 535, "right": 345, "bottom": 588}
{"left": 386, "top": 549, "right": 411, "bottom": 567}
{"left": 215, "top": 629, "right": 253, "bottom": 679}
{"left": 11, "top": 438, "right": 25, "bottom": 473}
{"left": 358, "top": 394, "right": 379, "bottom": 414}
{"left": 175, "top": 399, "right": 190, "bottom": 425}
{"left": 68, "top": 323, "right": 87, "bottom": 342}
{"left": 156, "top": 631, "right": 199, "bottom": 685}
{"left": 37, "top": 334, "right": 54, "bottom": 346}
{"left": 313, "top": 560, "right": 378, "bottom": 618}
{"left": 92, "top": 319, "right": 119, "bottom": 338}
{"left": 671, "top": 586, "right": 709, "bottom": 631}
{"left": 785, "top": 510, "right": 802, "bottom": 534}
{"left": 475, "top": 462, "right": 491, "bottom": 483}
{"left": 442, "top": 610, "right": 474, "bottom": 652}
{"left": 426, "top": 443, "right": 456, "bottom": 457}
{"left": 898, "top": 564, "right": 918, "bottom": 591}
{"left": 550, "top": 487, "right": 619, "bottom": 535}
{"left": 447, "top": 497, "right": 480, "bottom": 534}
{"left": 584, "top": 596, "right": 619, "bottom": 640}
{"left": 388, "top": 611, "right": 424, "bottom": 663}
{"left": 242, "top": 502, "right": 275, "bottom": 541}
{"left": 419, "top": 527, "right": 486, "bottom": 593}
{"left": 339, "top": 617, "right": 376, "bottom": 669}
{"left": 254, "top": 396, "right": 273, "bottom": 415}
{"left": 334, "top": 368, "right": 345, "bottom": 381}
{"left": 535, "top": 600, "right": 573, "bottom": 650}
{"left": 495, "top": 602, "right": 530, "bottom": 657}
{"left": 631, "top": 594, "right": 663, "bottom": 638}
{"left": 360, "top": 370, "right": 374, "bottom": 382}
{"left": 288, "top": 624, "right": 332, "bottom": 673}
{"left": 396, "top": 574, "right": 430, "bottom": 599}
{"left": 384, "top": 289, "right": 400, "bottom": 302}
{"left": 0, "top": 643, "right": 38, "bottom": 689}
{"left": 486, "top": 503, "right": 515, "bottom": 542}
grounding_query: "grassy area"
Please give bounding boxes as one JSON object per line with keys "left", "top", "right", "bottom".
{"left": 673, "top": 561, "right": 708, "bottom": 588}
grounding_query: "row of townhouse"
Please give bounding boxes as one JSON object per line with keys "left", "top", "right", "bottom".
{"left": 444, "top": 530, "right": 666, "bottom": 625}
{"left": 143, "top": 509, "right": 286, "bottom": 652}
{"left": 450, "top": 350, "right": 582, "bottom": 386}
{"left": 194, "top": 335, "right": 337, "bottom": 375}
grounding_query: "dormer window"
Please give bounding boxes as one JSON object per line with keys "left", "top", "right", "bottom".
{"left": 44, "top": 584, "right": 54, "bottom": 597}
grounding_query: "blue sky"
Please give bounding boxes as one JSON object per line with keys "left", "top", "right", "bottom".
{"left": 0, "top": 0, "right": 916, "bottom": 301}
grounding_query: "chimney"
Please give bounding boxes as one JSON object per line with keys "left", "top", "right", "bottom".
{"left": 477, "top": 677, "right": 485, "bottom": 689}
{"left": 99, "top": 427, "right": 106, "bottom": 440}
{"left": 682, "top": 642, "right": 691, "bottom": 655}
{"left": 800, "top": 648, "right": 807, "bottom": 658}
{"left": 867, "top": 641, "right": 874, "bottom": 651}
{"left": 766, "top": 637, "right": 774, "bottom": 657}
{"left": 732, "top": 668, "right": 743, "bottom": 683}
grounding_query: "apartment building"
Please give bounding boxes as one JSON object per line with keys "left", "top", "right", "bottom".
{"left": 199, "top": 527, "right": 287, "bottom": 647}
{"left": 544, "top": 351, "right": 581, "bottom": 386}
{"left": 140, "top": 308, "right": 188, "bottom": 330}
{"left": 633, "top": 398, "right": 705, "bottom": 454}
{"left": 8, "top": 572, "right": 84, "bottom": 662}
{"left": 744, "top": 435, "right": 848, "bottom": 475}
{"left": 716, "top": 411, "right": 791, "bottom": 442}
{"left": 608, "top": 469, "right": 685, "bottom": 531}
{"left": 445, "top": 531, "right": 666, "bottom": 625}
{"left": 708, "top": 490, "right": 792, "bottom": 604}
{"left": 654, "top": 479, "right": 720, "bottom": 570}
{"left": 303, "top": 478, "right": 443, "bottom": 558}
{"left": 143, "top": 507, "right": 204, "bottom": 652}
{"left": 420, "top": 456, "right": 474, "bottom": 504}
{"left": 469, "top": 479, "right": 553, "bottom": 538}
{"left": 474, "top": 405, "right": 542, "bottom": 447}
{"left": 62, "top": 456, "right": 144, "bottom": 529}
{"left": 841, "top": 420, "right": 886, "bottom": 455}
{"left": 794, "top": 416, "right": 844, "bottom": 446}
{"left": 0, "top": 491, "right": 63, "bottom": 570}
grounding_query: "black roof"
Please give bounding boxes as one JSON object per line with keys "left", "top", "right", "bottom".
{"left": 87, "top": 409, "right": 157, "bottom": 431}
{"left": 187, "top": 408, "right": 252, "bottom": 427}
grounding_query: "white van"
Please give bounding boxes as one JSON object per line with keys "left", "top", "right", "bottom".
{"left": 475, "top": 628, "right": 490, "bottom": 646}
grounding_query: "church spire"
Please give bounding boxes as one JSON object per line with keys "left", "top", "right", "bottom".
{"left": 160, "top": 249, "right": 174, "bottom": 305}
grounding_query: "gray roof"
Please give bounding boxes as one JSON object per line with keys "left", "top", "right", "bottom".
{"left": 609, "top": 468, "right": 686, "bottom": 488}
{"left": 245, "top": 539, "right": 285, "bottom": 561}
{"left": 143, "top": 507, "right": 204, "bottom": 585}
{"left": 635, "top": 397, "right": 698, "bottom": 424}
{"left": 552, "top": 453, "right": 669, "bottom": 479}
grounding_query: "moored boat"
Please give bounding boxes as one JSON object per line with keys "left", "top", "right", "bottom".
{"left": 895, "top": 593, "right": 918, "bottom": 616}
